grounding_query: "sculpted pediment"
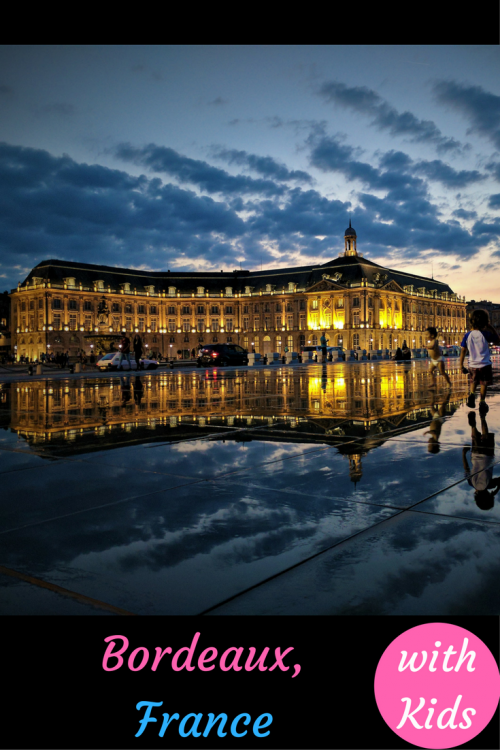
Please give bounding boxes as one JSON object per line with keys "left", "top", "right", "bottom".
{"left": 381, "top": 279, "right": 404, "bottom": 293}
{"left": 307, "top": 278, "right": 344, "bottom": 293}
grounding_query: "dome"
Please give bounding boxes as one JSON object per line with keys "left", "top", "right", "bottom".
{"left": 345, "top": 219, "right": 356, "bottom": 237}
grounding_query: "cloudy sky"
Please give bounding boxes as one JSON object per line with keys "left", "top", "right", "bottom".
{"left": 1, "top": 45, "right": 500, "bottom": 299}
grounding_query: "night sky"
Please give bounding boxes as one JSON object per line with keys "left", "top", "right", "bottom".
{"left": 1, "top": 45, "right": 500, "bottom": 300}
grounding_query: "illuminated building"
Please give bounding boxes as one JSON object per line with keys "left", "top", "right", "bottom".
{"left": 10, "top": 222, "right": 467, "bottom": 360}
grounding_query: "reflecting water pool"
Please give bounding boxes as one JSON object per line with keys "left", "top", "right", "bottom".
{"left": 2, "top": 360, "right": 500, "bottom": 615}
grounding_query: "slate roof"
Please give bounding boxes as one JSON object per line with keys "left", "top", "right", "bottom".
{"left": 20, "top": 254, "right": 455, "bottom": 296}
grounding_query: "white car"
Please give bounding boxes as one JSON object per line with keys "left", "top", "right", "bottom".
{"left": 97, "top": 352, "right": 159, "bottom": 371}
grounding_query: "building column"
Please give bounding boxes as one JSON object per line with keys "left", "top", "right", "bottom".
{"left": 344, "top": 295, "right": 351, "bottom": 349}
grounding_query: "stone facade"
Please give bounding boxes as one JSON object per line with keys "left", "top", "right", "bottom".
{"left": 10, "top": 225, "right": 467, "bottom": 361}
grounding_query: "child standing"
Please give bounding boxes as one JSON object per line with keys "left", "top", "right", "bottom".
{"left": 460, "top": 309, "right": 500, "bottom": 413}
{"left": 425, "top": 326, "right": 451, "bottom": 388}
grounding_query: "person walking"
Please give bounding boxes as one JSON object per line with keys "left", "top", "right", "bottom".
{"left": 117, "top": 333, "right": 132, "bottom": 370}
{"left": 133, "top": 333, "right": 143, "bottom": 370}
{"left": 320, "top": 331, "right": 329, "bottom": 363}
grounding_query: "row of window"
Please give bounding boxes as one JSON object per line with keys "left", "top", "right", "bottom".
{"left": 18, "top": 297, "right": 467, "bottom": 322}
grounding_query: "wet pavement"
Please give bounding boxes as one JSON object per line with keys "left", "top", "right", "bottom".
{"left": 2, "top": 357, "right": 500, "bottom": 615}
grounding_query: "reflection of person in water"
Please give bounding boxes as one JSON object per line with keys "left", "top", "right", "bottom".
{"left": 462, "top": 411, "right": 500, "bottom": 510}
{"left": 134, "top": 375, "right": 144, "bottom": 405}
{"left": 120, "top": 375, "right": 132, "bottom": 405}
{"left": 321, "top": 362, "right": 327, "bottom": 392}
{"left": 424, "top": 391, "right": 451, "bottom": 453}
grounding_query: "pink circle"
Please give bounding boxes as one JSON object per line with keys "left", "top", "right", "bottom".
{"left": 374, "top": 623, "right": 500, "bottom": 749}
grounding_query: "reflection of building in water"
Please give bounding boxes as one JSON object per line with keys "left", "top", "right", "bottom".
{"left": 7, "top": 365, "right": 468, "bottom": 483}
{"left": 11, "top": 223, "right": 467, "bottom": 362}
{"left": 348, "top": 454, "right": 363, "bottom": 484}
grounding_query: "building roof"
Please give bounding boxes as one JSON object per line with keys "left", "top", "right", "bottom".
{"left": 19, "top": 253, "right": 456, "bottom": 297}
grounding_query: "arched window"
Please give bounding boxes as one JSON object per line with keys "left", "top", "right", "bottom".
{"left": 353, "top": 333, "right": 360, "bottom": 348}
{"left": 311, "top": 334, "right": 318, "bottom": 346}
{"left": 299, "top": 334, "right": 305, "bottom": 347}
{"left": 276, "top": 335, "right": 282, "bottom": 352}
{"left": 287, "top": 335, "right": 293, "bottom": 351}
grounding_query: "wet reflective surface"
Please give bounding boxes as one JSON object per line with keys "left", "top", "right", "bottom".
{"left": 2, "top": 359, "right": 500, "bottom": 615}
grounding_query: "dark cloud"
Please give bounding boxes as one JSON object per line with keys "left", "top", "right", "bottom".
{"left": 211, "top": 147, "right": 313, "bottom": 184}
{"left": 319, "top": 80, "right": 463, "bottom": 154}
{"left": 208, "top": 97, "right": 228, "bottom": 106}
{"left": 114, "top": 143, "right": 285, "bottom": 197}
{"left": 0, "top": 142, "right": 247, "bottom": 288}
{"left": 1, "top": 140, "right": 498, "bottom": 293}
{"left": 453, "top": 208, "right": 478, "bottom": 220}
{"left": 378, "top": 150, "right": 413, "bottom": 170}
{"left": 433, "top": 80, "right": 500, "bottom": 150}
{"left": 485, "top": 161, "right": 500, "bottom": 182}
{"left": 413, "top": 160, "right": 485, "bottom": 188}
{"left": 308, "top": 134, "right": 427, "bottom": 194}
{"left": 488, "top": 194, "right": 500, "bottom": 210}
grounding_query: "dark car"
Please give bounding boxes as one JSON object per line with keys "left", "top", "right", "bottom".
{"left": 197, "top": 343, "right": 248, "bottom": 367}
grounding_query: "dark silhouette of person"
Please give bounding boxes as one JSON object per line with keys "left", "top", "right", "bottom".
{"left": 120, "top": 375, "right": 132, "bottom": 405}
{"left": 133, "top": 334, "right": 143, "bottom": 370}
{"left": 134, "top": 375, "right": 144, "bottom": 405}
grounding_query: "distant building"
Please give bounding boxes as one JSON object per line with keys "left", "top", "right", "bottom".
{"left": 466, "top": 300, "right": 500, "bottom": 334}
{"left": 10, "top": 223, "right": 467, "bottom": 361}
{"left": 0, "top": 291, "right": 11, "bottom": 356}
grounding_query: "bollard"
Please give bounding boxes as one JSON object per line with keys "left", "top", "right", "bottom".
{"left": 36, "top": 364, "right": 42, "bottom": 375}
{"left": 248, "top": 353, "right": 262, "bottom": 366}
{"left": 74, "top": 362, "right": 81, "bottom": 373}
{"left": 28, "top": 365, "right": 34, "bottom": 376}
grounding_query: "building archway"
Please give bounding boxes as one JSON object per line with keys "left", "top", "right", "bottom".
{"left": 263, "top": 335, "right": 272, "bottom": 355}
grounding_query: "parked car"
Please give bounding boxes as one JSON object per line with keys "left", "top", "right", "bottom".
{"left": 197, "top": 343, "right": 248, "bottom": 367}
{"left": 300, "top": 345, "right": 345, "bottom": 360}
{"left": 96, "top": 352, "right": 158, "bottom": 371}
